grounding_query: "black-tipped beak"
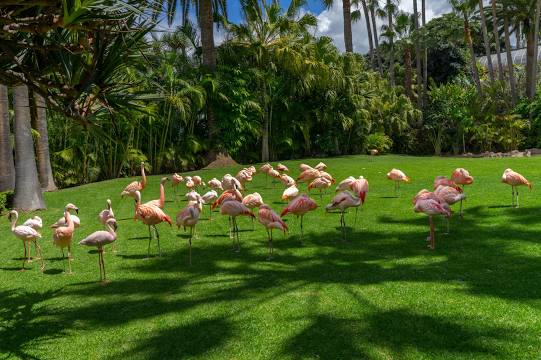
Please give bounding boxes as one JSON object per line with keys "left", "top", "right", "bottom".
{"left": 75, "top": 208, "right": 79, "bottom": 215}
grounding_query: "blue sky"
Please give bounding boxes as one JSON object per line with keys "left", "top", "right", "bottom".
{"left": 225, "top": 0, "right": 326, "bottom": 23}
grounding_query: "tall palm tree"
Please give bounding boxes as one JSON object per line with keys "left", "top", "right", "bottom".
{"left": 358, "top": 0, "right": 375, "bottom": 66}
{"left": 412, "top": 0, "right": 422, "bottom": 107}
{"left": 32, "top": 93, "right": 57, "bottom": 191}
{"left": 395, "top": 11, "right": 415, "bottom": 101}
{"left": 0, "top": 84, "right": 15, "bottom": 192}
{"left": 13, "top": 85, "right": 45, "bottom": 210}
{"left": 531, "top": 0, "right": 541, "bottom": 98}
{"left": 323, "top": 0, "right": 354, "bottom": 52}
{"left": 478, "top": 0, "right": 495, "bottom": 83}
{"left": 502, "top": 6, "right": 518, "bottom": 103}
{"left": 380, "top": 0, "right": 399, "bottom": 85}
{"left": 490, "top": 0, "right": 504, "bottom": 81}
{"left": 369, "top": 0, "right": 383, "bottom": 73}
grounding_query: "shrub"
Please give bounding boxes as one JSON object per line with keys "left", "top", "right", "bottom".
{"left": 0, "top": 191, "right": 14, "bottom": 214}
{"left": 365, "top": 133, "right": 393, "bottom": 154}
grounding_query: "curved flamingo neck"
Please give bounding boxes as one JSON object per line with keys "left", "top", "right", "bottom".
{"left": 140, "top": 166, "right": 146, "bottom": 189}
{"left": 106, "top": 223, "right": 117, "bottom": 238}
{"left": 10, "top": 216, "right": 17, "bottom": 231}
{"left": 159, "top": 182, "right": 165, "bottom": 208}
{"left": 64, "top": 209, "right": 74, "bottom": 230}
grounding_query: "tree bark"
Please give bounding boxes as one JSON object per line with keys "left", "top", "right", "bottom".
{"left": 491, "top": 0, "right": 504, "bottom": 81}
{"left": 525, "top": 18, "right": 536, "bottom": 99}
{"left": 370, "top": 3, "right": 383, "bottom": 74}
{"left": 463, "top": 13, "right": 482, "bottom": 95}
{"left": 13, "top": 84, "right": 45, "bottom": 210}
{"left": 0, "top": 85, "right": 15, "bottom": 191}
{"left": 421, "top": 0, "right": 427, "bottom": 97}
{"left": 503, "top": 13, "right": 518, "bottom": 104}
{"left": 413, "top": 0, "right": 422, "bottom": 107}
{"left": 530, "top": 0, "right": 541, "bottom": 99}
{"left": 343, "top": 0, "right": 354, "bottom": 52}
{"left": 361, "top": 0, "right": 375, "bottom": 67}
{"left": 516, "top": 21, "right": 521, "bottom": 49}
{"left": 404, "top": 46, "right": 414, "bottom": 101}
{"left": 387, "top": 0, "right": 395, "bottom": 86}
{"left": 478, "top": 0, "right": 495, "bottom": 83}
{"left": 32, "top": 93, "right": 57, "bottom": 191}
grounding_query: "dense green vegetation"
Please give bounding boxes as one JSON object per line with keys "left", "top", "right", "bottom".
{"left": 2, "top": 155, "right": 541, "bottom": 359}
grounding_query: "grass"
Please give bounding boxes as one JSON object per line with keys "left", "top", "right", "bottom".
{"left": 1, "top": 154, "right": 541, "bottom": 359}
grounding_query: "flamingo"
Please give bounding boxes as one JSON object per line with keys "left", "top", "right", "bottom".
{"left": 279, "top": 174, "right": 296, "bottom": 187}
{"left": 247, "top": 166, "right": 257, "bottom": 175}
{"left": 98, "top": 199, "right": 115, "bottom": 225}
{"left": 134, "top": 191, "right": 172, "bottom": 258}
{"left": 201, "top": 190, "right": 218, "bottom": 220}
{"left": 53, "top": 203, "right": 79, "bottom": 274}
{"left": 236, "top": 169, "right": 253, "bottom": 187}
{"left": 387, "top": 168, "right": 410, "bottom": 196}
{"left": 434, "top": 185, "right": 466, "bottom": 233}
{"left": 171, "top": 173, "right": 184, "bottom": 198}
{"left": 51, "top": 213, "right": 81, "bottom": 229}
{"left": 211, "top": 188, "right": 244, "bottom": 210}
{"left": 79, "top": 218, "right": 118, "bottom": 282}
{"left": 208, "top": 178, "right": 223, "bottom": 191}
{"left": 220, "top": 200, "right": 255, "bottom": 252}
{"left": 8, "top": 210, "right": 44, "bottom": 271}
{"left": 193, "top": 175, "right": 204, "bottom": 188}
{"left": 299, "top": 163, "right": 313, "bottom": 172}
{"left": 308, "top": 177, "right": 332, "bottom": 201}
{"left": 326, "top": 191, "right": 362, "bottom": 240}
{"left": 282, "top": 185, "right": 300, "bottom": 201}
{"left": 501, "top": 169, "right": 532, "bottom": 207}
{"left": 276, "top": 163, "right": 289, "bottom": 172}
{"left": 315, "top": 162, "right": 327, "bottom": 171}
{"left": 268, "top": 168, "right": 281, "bottom": 187}
{"left": 433, "top": 176, "right": 461, "bottom": 191}
{"left": 350, "top": 176, "right": 369, "bottom": 206}
{"left": 121, "top": 162, "right": 146, "bottom": 198}
{"left": 222, "top": 174, "right": 243, "bottom": 191}
{"left": 260, "top": 163, "right": 273, "bottom": 186}
{"left": 297, "top": 168, "right": 321, "bottom": 184}
{"left": 176, "top": 199, "right": 202, "bottom": 265}
{"left": 258, "top": 204, "right": 288, "bottom": 260}
{"left": 185, "top": 176, "right": 195, "bottom": 190}
{"left": 336, "top": 176, "right": 355, "bottom": 192}
{"left": 22, "top": 215, "right": 43, "bottom": 260}
{"left": 185, "top": 189, "right": 202, "bottom": 203}
{"left": 451, "top": 168, "right": 474, "bottom": 186}
{"left": 319, "top": 171, "right": 335, "bottom": 184}
{"left": 414, "top": 198, "right": 451, "bottom": 250}
{"left": 281, "top": 194, "right": 318, "bottom": 244}
{"left": 242, "top": 192, "right": 264, "bottom": 229}
{"left": 144, "top": 177, "right": 169, "bottom": 209}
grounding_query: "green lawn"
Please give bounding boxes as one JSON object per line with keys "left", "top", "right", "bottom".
{"left": 2, "top": 155, "right": 541, "bottom": 359}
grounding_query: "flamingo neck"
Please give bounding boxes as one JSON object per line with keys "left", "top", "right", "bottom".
{"left": 106, "top": 223, "right": 117, "bottom": 238}
{"left": 64, "top": 209, "right": 74, "bottom": 229}
{"left": 141, "top": 166, "right": 146, "bottom": 189}
{"left": 159, "top": 182, "right": 165, "bottom": 208}
{"left": 10, "top": 217, "right": 16, "bottom": 231}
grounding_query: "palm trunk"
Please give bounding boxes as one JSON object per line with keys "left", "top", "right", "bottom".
{"left": 404, "top": 47, "right": 414, "bottom": 101}
{"left": 361, "top": 0, "right": 375, "bottom": 67}
{"left": 529, "top": 0, "right": 541, "bottom": 99}
{"left": 343, "top": 0, "right": 354, "bottom": 52}
{"left": 503, "top": 13, "right": 518, "bottom": 104}
{"left": 491, "top": 0, "right": 504, "bottom": 81}
{"left": 463, "top": 13, "right": 482, "bottom": 95}
{"left": 387, "top": 0, "right": 395, "bottom": 86}
{"left": 0, "top": 85, "right": 15, "bottom": 191}
{"left": 516, "top": 21, "right": 521, "bottom": 48}
{"left": 525, "top": 18, "right": 536, "bottom": 99}
{"left": 370, "top": 5, "right": 383, "bottom": 74}
{"left": 32, "top": 93, "right": 57, "bottom": 191}
{"left": 13, "top": 85, "right": 45, "bottom": 210}
{"left": 413, "top": 0, "right": 422, "bottom": 107}
{"left": 478, "top": 0, "right": 495, "bottom": 83}
{"left": 421, "top": 0, "right": 427, "bottom": 98}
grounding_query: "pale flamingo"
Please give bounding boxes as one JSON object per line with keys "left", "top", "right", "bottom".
{"left": 336, "top": 176, "right": 355, "bottom": 192}
{"left": 434, "top": 185, "right": 466, "bottom": 233}
{"left": 260, "top": 163, "right": 273, "bottom": 186}
{"left": 319, "top": 171, "right": 335, "bottom": 184}
{"left": 9, "top": 210, "right": 44, "bottom": 271}
{"left": 22, "top": 215, "right": 43, "bottom": 260}
{"left": 268, "top": 168, "right": 281, "bottom": 187}
{"left": 276, "top": 163, "right": 289, "bottom": 172}
{"left": 207, "top": 178, "right": 223, "bottom": 191}
{"left": 451, "top": 168, "right": 473, "bottom": 215}
{"left": 185, "top": 176, "right": 195, "bottom": 189}
{"left": 220, "top": 200, "right": 255, "bottom": 252}
{"left": 222, "top": 174, "right": 243, "bottom": 191}
{"left": 297, "top": 168, "right": 321, "bottom": 184}
{"left": 193, "top": 175, "right": 204, "bottom": 188}
{"left": 98, "top": 199, "right": 115, "bottom": 225}
{"left": 185, "top": 189, "right": 202, "bottom": 203}
{"left": 258, "top": 204, "right": 288, "bottom": 260}
{"left": 134, "top": 191, "right": 172, "bottom": 258}
{"left": 171, "top": 173, "right": 184, "bottom": 198}
{"left": 350, "top": 176, "right": 369, "bottom": 205}
{"left": 51, "top": 213, "right": 81, "bottom": 228}
{"left": 281, "top": 194, "right": 318, "bottom": 243}
{"left": 414, "top": 198, "right": 451, "bottom": 249}
{"left": 144, "top": 177, "right": 169, "bottom": 209}
{"left": 433, "top": 176, "right": 461, "bottom": 191}
{"left": 315, "top": 162, "right": 327, "bottom": 171}
{"left": 308, "top": 177, "right": 332, "bottom": 201}
{"left": 247, "top": 166, "right": 257, "bottom": 175}
{"left": 326, "top": 191, "right": 362, "bottom": 240}
{"left": 79, "top": 218, "right": 118, "bottom": 282}
{"left": 53, "top": 203, "right": 79, "bottom": 273}
{"left": 201, "top": 190, "right": 218, "bottom": 220}
{"left": 282, "top": 185, "right": 300, "bottom": 201}
{"left": 501, "top": 168, "right": 532, "bottom": 207}
{"left": 299, "top": 163, "right": 313, "bottom": 172}
{"left": 242, "top": 192, "right": 264, "bottom": 229}
{"left": 387, "top": 168, "right": 410, "bottom": 196}
{"left": 279, "top": 174, "right": 296, "bottom": 187}
{"left": 176, "top": 199, "right": 202, "bottom": 265}
{"left": 121, "top": 162, "right": 146, "bottom": 198}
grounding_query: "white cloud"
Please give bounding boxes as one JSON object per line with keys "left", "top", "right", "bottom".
{"left": 316, "top": 0, "right": 451, "bottom": 53}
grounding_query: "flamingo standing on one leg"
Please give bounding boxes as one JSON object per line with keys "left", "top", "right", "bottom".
{"left": 134, "top": 191, "right": 172, "bottom": 258}
{"left": 220, "top": 200, "right": 255, "bottom": 252}
{"left": 79, "top": 218, "right": 118, "bottom": 282}
{"left": 201, "top": 190, "right": 218, "bottom": 220}
{"left": 336, "top": 176, "right": 355, "bottom": 192}
{"left": 176, "top": 200, "right": 202, "bottom": 265}
{"left": 121, "top": 162, "right": 147, "bottom": 198}
{"left": 279, "top": 174, "right": 296, "bottom": 187}
{"left": 276, "top": 163, "right": 289, "bottom": 173}
{"left": 145, "top": 177, "right": 170, "bottom": 209}
{"left": 326, "top": 191, "right": 362, "bottom": 241}
{"left": 414, "top": 198, "right": 451, "bottom": 250}
{"left": 434, "top": 185, "right": 466, "bottom": 234}
{"left": 280, "top": 194, "right": 318, "bottom": 244}
{"left": 260, "top": 163, "right": 273, "bottom": 187}
{"left": 349, "top": 176, "right": 369, "bottom": 225}
{"left": 501, "top": 168, "right": 532, "bottom": 208}
{"left": 282, "top": 185, "right": 299, "bottom": 202}
{"left": 297, "top": 168, "right": 321, "bottom": 186}
{"left": 53, "top": 203, "right": 79, "bottom": 274}
{"left": 258, "top": 204, "right": 288, "bottom": 260}
{"left": 451, "top": 168, "right": 473, "bottom": 216}
{"left": 192, "top": 175, "right": 204, "bottom": 189}
{"left": 171, "top": 173, "right": 184, "bottom": 199}
{"left": 242, "top": 192, "right": 264, "bottom": 229}
{"left": 308, "top": 177, "right": 332, "bottom": 202}
{"left": 9, "top": 210, "right": 44, "bottom": 271}
{"left": 387, "top": 168, "right": 410, "bottom": 196}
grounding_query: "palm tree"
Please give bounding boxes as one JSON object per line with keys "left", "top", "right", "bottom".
{"left": 412, "top": 0, "right": 422, "bottom": 107}
{"left": 369, "top": 0, "right": 383, "bottom": 73}
{"left": 32, "top": 93, "right": 57, "bottom": 191}
{"left": 0, "top": 84, "right": 15, "bottom": 192}
{"left": 478, "top": 0, "right": 495, "bottom": 83}
{"left": 502, "top": 8, "right": 518, "bottom": 103}
{"left": 395, "top": 11, "right": 415, "bottom": 101}
{"left": 323, "top": 0, "right": 354, "bottom": 52}
{"left": 490, "top": 0, "right": 504, "bottom": 81}
{"left": 358, "top": 0, "right": 375, "bottom": 66}
{"left": 379, "top": 0, "right": 399, "bottom": 85}
{"left": 421, "top": 0, "right": 427, "bottom": 97}
{"left": 531, "top": 0, "right": 541, "bottom": 98}
{"left": 13, "top": 85, "right": 45, "bottom": 210}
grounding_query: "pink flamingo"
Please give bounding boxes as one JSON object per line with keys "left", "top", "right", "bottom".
{"left": 297, "top": 168, "right": 321, "bottom": 184}
{"left": 208, "top": 178, "right": 223, "bottom": 191}
{"left": 281, "top": 194, "right": 318, "bottom": 243}
{"left": 434, "top": 185, "right": 466, "bottom": 233}
{"left": 433, "top": 176, "right": 461, "bottom": 191}
{"left": 319, "top": 171, "right": 335, "bottom": 185}
{"left": 350, "top": 176, "right": 369, "bottom": 205}
{"left": 201, "top": 190, "right": 218, "bottom": 220}
{"left": 53, "top": 203, "right": 79, "bottom": 274}
{"left": 220, "top": 200, "right": 255, "bottom": 252}
{"left": 121, "top": 162, "right": 147, "bottom": 198}
{"left": 452, "top": 168, "right": 474, "bottom": 215}
{"left": 247, "top": 166, "right": 256, "bottom": 175}
{"left": 258, "top": 204, "right": 288, "bottom": 260}
{"left": 308, "top": 177, "right": 332, "bottom": 201}
{"left": 299, "top": 163, "right": 313, "bottom": 172}
{"left": 260, "top": 163, "right": 273, "bottom": 186}
{"left": 242, "top": 192, "right": 264, "bottom": 229}
{"left": 185, "top": 190, "right": 202, "bottom": 203}
{"left": 326, "top": 191, "right": 362, "bottom": 240}
{"left": 51, "top": 212, "right": 81, "bottom": 228}
{"left": 176, "top": 199, "right": 202, "bottom": 265}
{"left": 134, "top": 191, "right": 172, "bottom": 258}
{"left": 9, "top": 210, "right": 44, "bottom": 271}
{"left": 98, "top": 199, "right": 115, "bottom": 225}
{"left": 192, "top": 175, "right": 204, "bottom": 188}
{"left": 185, "top": 176, "right": 195, "bottom": 190}
{"left": 222, "top": 174, "right": 243, "bottom": 191}
{"left": 501, "top": 168, "right": 532, "bottom": 207}
{"left": 276, "top": 163, "right": 289, "bottom": 172}
{"left": 315, "top": 162, "right": 327, "bottom": 171}
{"left": 279, "top": 174, "right": 296, "bottom": 187}
{"left": 21, "top": 215, "right": 43, "bottom": 261}
{"left": 414, "top": 198, "right": 451, "bottom": 250}
{"left": 336, "top": 176, "right": 355, "bottom": 192}
{"left": 282, "top": 185, "right": 299, "bottom": 201}
{"left": 144, "top": 177, "right": 169, "bottom": 209}
{"left": 387, "top": 168, "right": 410, "bottom": 196}
{"left": 211, "top": 188, "right": 243, "bottom": 210}
{"left": 268, "top": 168, "right": 281, "bottom": 187}
{"left": 171, "top": 173, "right": 184, "bottom": 198}
{"left": 79, "top": 218, "right": 118, "bottom": 282}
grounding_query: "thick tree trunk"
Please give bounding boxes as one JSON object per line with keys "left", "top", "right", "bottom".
{"left": 32, "top": 93, "right": 57, "bottom": 191}
{"left": 413, "top": 0, "right": 422, "bottom": 107}
{"left": 478, "top": 0, "right": 494, "bottom": 83}
{"left": 530, "top": 0, "right": 541, "bottom": 99}
{"left": 370, "top": 5, "right": 383, "bottom": 74}
{"left": 464, "top": 14, "right": 482, "bottom": 95}
{"left": 13, "top": 85, "right": 45, "bottom": 210}
{"left": 361, "top": 0, "right": 375, "bottom": 67}
{"left": 491, "top": 0, "right": 504, "bottom": 81}
{"left": 343, "top": 0, "right": 353, "bottom": 52}
{"left": 387, "top": 0, "right": 395, "bottom": 86}
{"left": 0, "top": 85, "right": 15, "bottom": 191}
{"left": 503, "top": 14, "right": 518, "bottom": 104}
{"left": 404, "top": 47, "right": 414, "bottom": 101}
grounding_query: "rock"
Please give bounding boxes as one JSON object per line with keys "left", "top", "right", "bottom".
{"left": 203, "top": 153, "right": 239, "bottom": 169}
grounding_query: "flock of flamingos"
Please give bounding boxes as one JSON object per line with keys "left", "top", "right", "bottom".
{"left": 7, "top": 161, "right": 533, "bottom": 282}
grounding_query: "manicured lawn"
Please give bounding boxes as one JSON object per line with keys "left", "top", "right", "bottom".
{"left": 2, "top": 155, "right": 541, "bottom": 359}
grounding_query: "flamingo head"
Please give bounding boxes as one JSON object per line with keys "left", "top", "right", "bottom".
{"left": 66, "top": 203, "right": 79, "bottom": 214}
{"left": 106, "top": 218, "right": 118, "bottom": 231}
{"left": 8, "top": 210, "right": 18, "bottom": 222}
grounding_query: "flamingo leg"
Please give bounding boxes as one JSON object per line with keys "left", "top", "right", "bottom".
{"left": 299, "top": 215, "right": 304, "bottom": 245}
{"left": 36, "top": 242, "right": 45, "bottom": 272}
{"left": 147, "top": 225, "right": 152, "bottom": 259}
{"left": 209, "top": 205, "right": 212, "bottom": 221}
{"left": 342, "top": 210, "right": 347, "bottom": 241}
{"left": 98, "top": 249, "right": 103, "bottom": 281}
{"left": 428, "top": 216, "right": 435, "bottom": 250}
{"left": 61, "top": 248, "right": 66, "bottom": 272}
{"left": 23, "top": 241, "right": 27, "bottom": 261}
{"left": 154, "top": 225, "right": 161, "bottom": 257}
{"left": 234, "top": 217, "right": 240, "bottom": 252}
{"left": 319, "top": 190, "right": 323, "bottom": 202}
{"left": 27, "top": 242, "right": 32, "bottom": 264}
{"left": 67, "top": 245, "right": 73, "bottom": 274}
{"left": 228, "top": 216, "right": 233, "bottom": 239}
{"left": 445, "top": 217, "right": 450, "bottom": 235}
{"left": 251, "top": 216, "right": 254, "bottom": 230}
{"left": 188, "top": 226, "right": 193, "bottom": 265}
{"left": 33, "top": 241, "right": 40, "bottom": 260}
{"left": 267, "top": 229, "right": 272, "bottom": 261}
{"left": 516, "top": 188, "right": 520, "bottom": 208}
{"left": 354, "top": 207, "right": 359, "bottom": 226}
{"left": 511, "top": 186, "right": 515, "bottom": 207}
